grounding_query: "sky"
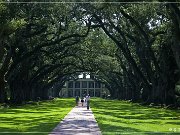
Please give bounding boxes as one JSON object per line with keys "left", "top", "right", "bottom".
{"left": 78, "top": 73, "right": 90, "bottom": 78}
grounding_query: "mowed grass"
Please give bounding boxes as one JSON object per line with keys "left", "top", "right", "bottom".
{"left": 91, "top": 98, "right": 180, "bottom": 135}
{"left": 0, "top": 98, "right": 74, "bottom": 135}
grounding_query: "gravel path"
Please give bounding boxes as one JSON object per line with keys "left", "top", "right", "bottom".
{"left": 49, "top": 105, "right": 102, "bottom": 135}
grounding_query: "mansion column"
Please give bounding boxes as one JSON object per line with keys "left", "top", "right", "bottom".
{"left": 87, "top": 81, "right": 89, "bottom": 95}
{"left": 73, "top": 81, "right": 75, "bottom": 97}
{"left": 94, "top": 81, "right": 95, "bottom": 97}
{"left": 80, "top": 80, "right": 82, "bottom": 97}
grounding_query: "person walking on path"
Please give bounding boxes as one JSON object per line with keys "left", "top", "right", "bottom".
{"left": 86, "top": 94, "right": 90, "bottom": 110}
{"left": 75, "top": 96, "right": 79, "bottom": 106}
{"left": 81, "top": 97, "right": 84, "bottom": 106}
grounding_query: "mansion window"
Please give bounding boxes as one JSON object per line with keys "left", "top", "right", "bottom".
{"left": 82, "top": 81, "right": 87, "bottom": 88}
{"left": 75, "top": 82, "right": 80, "bottom": 88}
{"left": 89, "top": 82, "right": 94, "bottom": 88}
{"left": 95, "top": 82, "right": 101, "bottom": 88}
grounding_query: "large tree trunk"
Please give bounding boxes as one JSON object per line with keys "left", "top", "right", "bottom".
{"left": 148, "top": 42, "right": 178, "bottom": 105}
{"left": 0, "top": 74, "right": 7, "bottom": 103}
{"left": 0, "top": 39, "right": 5, "bottom": 63}
{"left": 0, "top": 48, "right": 11, "bottom": 103}
{"left": 9, "top": 57, "right": 30, "bottom": 104}
{"left": 171, "top": 41, "right": 180, "bottom": 71}
{"left": 10, "top": 78, "right": 24, "bottom": 104}
{"left": 168, "top": 3, "right": 180, "bottom": 71}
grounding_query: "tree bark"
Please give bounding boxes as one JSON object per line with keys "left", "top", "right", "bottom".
{"left": 168, "top": 3, "right": 180, "bottom": 71}
{"left": 0, "top": 48, "right": 11, "bottom": 103}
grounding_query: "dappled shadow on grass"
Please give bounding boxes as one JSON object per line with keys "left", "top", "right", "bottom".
{"left": 97, "top": 124, "right": 172, "bottom": 135}
{"left": 0, "top": 98, "right": 75, "bottom": 134}
{"left": 93, "top": 109, "right": 178, "bottom": 121}
{"left": 91, "top": 98, "right": 180, "bottom": 134}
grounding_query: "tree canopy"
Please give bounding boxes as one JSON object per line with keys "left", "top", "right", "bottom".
{"left": 0, "top": 0, "right": 180, "bottom": 107}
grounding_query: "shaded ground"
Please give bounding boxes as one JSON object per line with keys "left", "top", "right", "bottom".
{"left": 0, "top": 98, "right": 74, "bottom": 135}
{"left": 91, "top": 98, "right": 180, "bottom": 135}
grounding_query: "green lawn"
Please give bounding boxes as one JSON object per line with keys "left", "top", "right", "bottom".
{"left": 91, "top": 98, "right": 180, "bottom": 135}
{"left": 0, "top": 98, "right": 74, "bottom": 135}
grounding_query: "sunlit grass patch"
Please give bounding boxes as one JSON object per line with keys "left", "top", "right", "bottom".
{"left": 0, "top": 98, "right": 74, "bottom": 135}
{"left": 91, "top": 98, "right": 180, "bottom": 135}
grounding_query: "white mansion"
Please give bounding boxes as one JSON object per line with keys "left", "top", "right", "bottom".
{"left": 60, "top": 74, "right": 107, "bottom": 97}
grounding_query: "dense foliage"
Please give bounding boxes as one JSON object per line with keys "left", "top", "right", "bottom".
{"left": 0, "top": 0, "right": 180, "bottom": 107}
